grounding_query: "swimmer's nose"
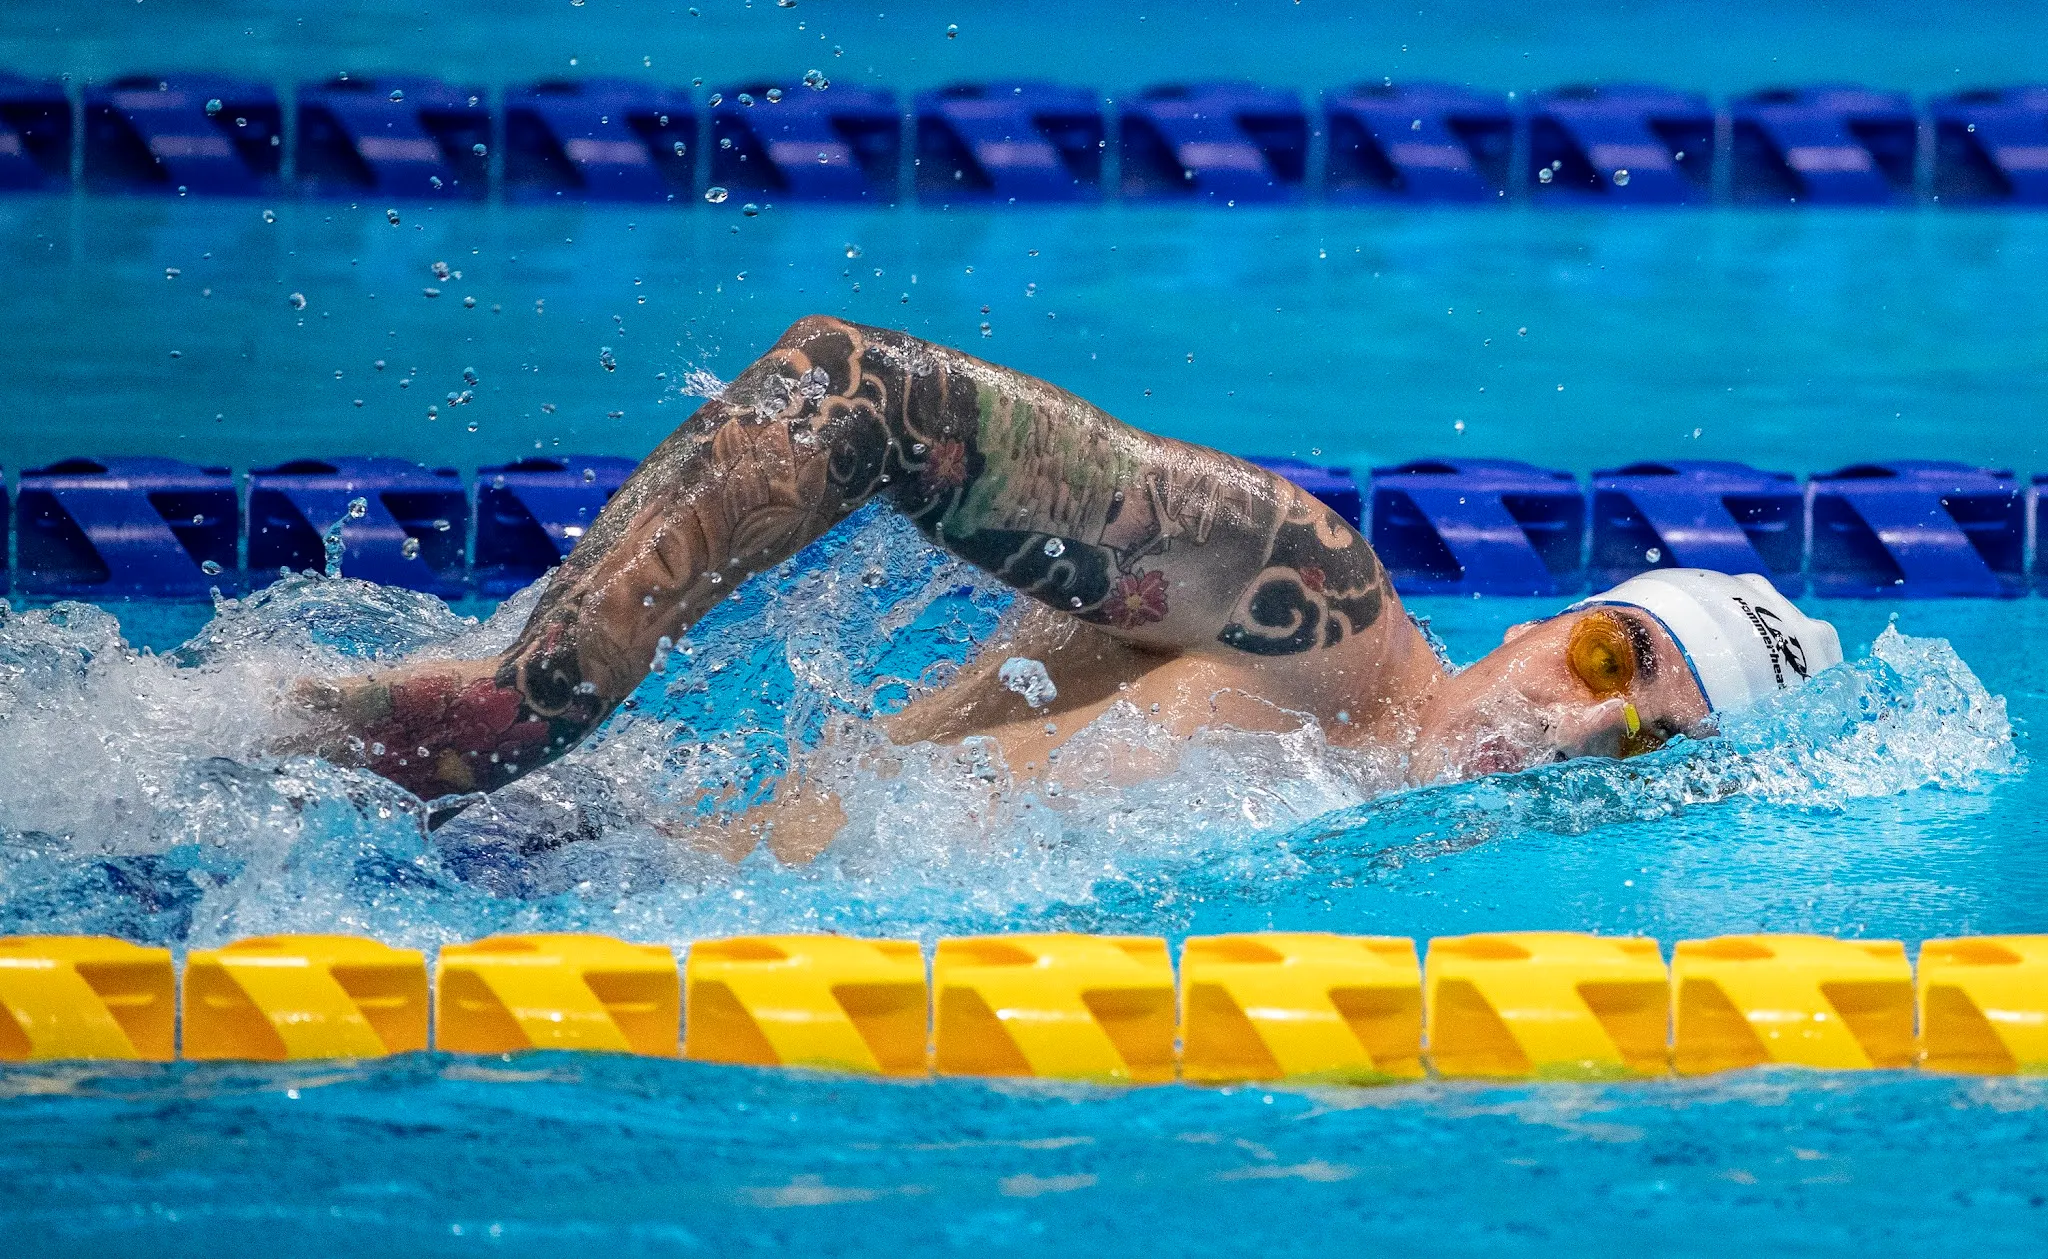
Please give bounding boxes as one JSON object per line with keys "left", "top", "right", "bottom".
{"left": 1548, "top": 697, "right": 1633, "bottom": 760}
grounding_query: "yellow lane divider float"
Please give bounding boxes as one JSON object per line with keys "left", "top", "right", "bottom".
{"left": 0, "top": 931, "right": 2044, "bottom": 1081}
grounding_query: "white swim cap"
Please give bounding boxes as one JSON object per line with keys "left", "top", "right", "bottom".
{"left": 1572, "top": 570, "right": 1843, "bottom": 713}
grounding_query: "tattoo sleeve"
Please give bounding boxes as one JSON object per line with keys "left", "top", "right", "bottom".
{"left": 306, "top": 317, "right": 1391, "bottom": 800}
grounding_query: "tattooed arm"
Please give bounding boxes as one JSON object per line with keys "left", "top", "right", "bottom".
{"left": 301, "top": 316, "right": 1407, "bottom": 800}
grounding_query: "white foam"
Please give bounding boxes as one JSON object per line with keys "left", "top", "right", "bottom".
{"left": 0, "top": 510, "right": 2019, "bottom": 948}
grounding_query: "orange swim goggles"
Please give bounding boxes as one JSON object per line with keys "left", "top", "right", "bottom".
{"left": 1567, "top": 610, "right": 1666, "bottom": 758}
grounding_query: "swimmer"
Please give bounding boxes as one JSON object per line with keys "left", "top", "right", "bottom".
{"left": 299, "top": 317, "right": 1841, "bottom": 851}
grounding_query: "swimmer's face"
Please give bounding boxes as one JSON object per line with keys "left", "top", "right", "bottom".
{"left": 1410, "top": 606, "right": 1711, "bottom": 780}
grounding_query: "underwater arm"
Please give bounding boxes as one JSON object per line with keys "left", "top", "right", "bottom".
{"left": 303, "top": 316, "right": 1393, "bottom": 800}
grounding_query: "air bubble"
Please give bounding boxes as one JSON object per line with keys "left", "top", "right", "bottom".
{"left": 401, "top": 537, "right": 421, "bottom": 560}
{"left": 765, "top": 88, "right": 784, "bottom": 103}
{"left": 737, "top": 93, "right": 754, "bottom": 107}
{"left": 473, "top": 142, "right": 488, "bottom": 156}
{"left": 742, "top": 202, "right": 760, "bottom": 216}
{"left": 599, "top": 346, "right": 617, "bottom": 372}
{"left": 1613, "top": 168, "right": 1630, "bottom": 186}
{"left": 1538, "top": 167, "right": 1554, "bottom": 184}
{"left": 1043, "top": 537, "right": 1066, "bottom": 557}
{"left": 803, "top": 69, "right": 829, "bottom": 90}
{"left": 204, "top": 98, "right": 223, "bottom": 116}
{"left": 386, "top": 208, "right": 401, "bottom": 224}
{"left": 200, "top": 560, "right": 223, "bottom": 576}
{"left": 704, "top": 186, "right": 729, "bottom": 204}
{"left": 287, "top": 292, "right": 307, "bottom": 310}
{"left": 1646, "top": 547, "right": 1662, "bottom": 563}
{"left": 946, "top": 23, "right": 958, "bottom": 37}
{"left": 261, "top": 208, "right": 276, "bottom": 224}
{"left": 388, "top": 89, "right": 404, "bottom": 102}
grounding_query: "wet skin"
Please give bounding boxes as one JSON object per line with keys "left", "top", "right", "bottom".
{"left": 298, "top": 318, "right": 1708, "bottom": 854}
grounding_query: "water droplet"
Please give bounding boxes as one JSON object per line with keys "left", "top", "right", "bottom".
{"left": 463, "top": 295, "right": 476, "bottom": 308}
{"left": 737, "top": 92, "right": 754, "bottom": 107}
{"left": 707, "top": 92, "right": 722, "bottom": 107}
{"left": 433, "top": 518, "right": 451, "bottom": 532}
{"left": 706, "top": 571, "right": 722, "bottom": 585}
{"left": 1538, "top": 167, "right": 1554, "bottom": 184}
{"left": 401, "top": 536, "right": 421, "bottom": 560}
{"left": 203, "top": 97, "right": 223, "bottom": 116}
{"left": 422, "top": 287, "right": 441, "bottom": 298}
{"left": 598, "top": 346, "right": 617, "bottom": 372}
{"left": 164, "top": 267, "right": 180, "bottom": 280}
{"left": 1612, "top": 168, "right": 1630, "bottom": 186}
{"left": 860, "top": 569, "right": 885, "bottom": 588}
{"left": 200, "top": 560, "right": 223, "bottom": 576}
{"left": 803, "top": 69, "right": 829, "bottom": 90}
{"left": 287, "top": 292, "right": 306, "bottom": 310}
{"left": 1042, "top": 537, "right": 1066, "bottom": 557}
{"left": 1645, "top": 547, "right": 1662, "bottom": 563}
{"left": 719, "top": 136, "right": 733, "bottom": 149}
{"left": 704, "top": 186, "right": 729, "bottom": 204}
{"left": 765, "top": 88, "right": 784, "bottom": 103}
{"left": 385, "top": 208, "right": 400, "bottom": 225}
{"left": 999, "top": 657, "right": 1059, "bottom": 709}
{"left": 946, "top": 22, "right": 958, "bottom": 36}
{"left": 388, "top": 89, "right": 404, "bottom": 102}
{"left": 466, "top": 420, "right": 479, "bottom": 432}
{"left": 980, "top": 322, "right": 992, "bottom": 337}
{"left": 742, "top": 202, "right": 760, "bottom": 217}
{"left": 642, "top": 594, "right": 656, "bottom": 607}
{"left": 473, "top": 142, "right": 488, "bottom": 156}
{"left": 1517, "top": 326, "right": 1528, "bottom": 336}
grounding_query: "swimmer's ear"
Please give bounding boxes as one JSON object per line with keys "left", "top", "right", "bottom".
{"left": 1501, "top": 620, "right": 1542, "bottom": 646}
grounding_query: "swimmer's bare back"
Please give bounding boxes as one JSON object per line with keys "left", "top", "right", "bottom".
{"left": 301, "top": 317, "right": 1443, "bottom": 820}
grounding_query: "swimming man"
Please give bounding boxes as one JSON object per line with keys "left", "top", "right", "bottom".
{"left": 301, "top": 317, "right": 1842, "bottom": 853}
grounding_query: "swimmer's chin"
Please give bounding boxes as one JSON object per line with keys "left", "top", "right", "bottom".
{"left": 1405, "top": 732, "right": 1567, "bottom": 785}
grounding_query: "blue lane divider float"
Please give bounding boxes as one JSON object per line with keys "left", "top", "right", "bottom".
{"left": 503, "top": 79, "right": 693, "bottom": 204}
{"left": 0, "top": 73, "right": 71, "bottom": 191}
{"left": 1589, "top": 461, "right": 1805, "bottom": 597}
{"left": 1248, "top": 457, "right": 1362, "bottom": 528}
{"left": 914, "top": 82, "right": 1104, "bottom": 203}
{"left": 19, "top": 75, "right": 2048, "bottom": 208}
{"left": 15, "top": 458, "right": 237, "bottom": 599}
{"left": 710, "top": 83, "right": 899, "bottom": 202}
{"left": 1730, "top": 86, "right": 1918, "bottom": 205}
{"left": 1323, "top": 82, "right": 1513, "bottom": 202}
{"left": 1528, "top": 85, "right": 1713, "bottom": 203}
{"left": 1808, "top": 461, "right": 2024, "bottom": 598}
{"left": 0, "top": 455, "right": 2043, "bottom": 600}
{"left": 83, "top": 75, "right": 282, "bottom": 196}
{"left": 296, "top": 77, "right": 489, "bottom": 200}
{"left": 1119, "top": 82, "right": 1307, "bottom": 202}
{"left": 248, "top": 459, "right": 469, "bottom": 596}
{"left": 1932, "top": 88, "right": 2048, "bottom": 204}
{"left": 473, "top": 456, "right": 636, "bottom": 596}
{"left": 1368, "top": 459, "right": 1586, "bottom": 596}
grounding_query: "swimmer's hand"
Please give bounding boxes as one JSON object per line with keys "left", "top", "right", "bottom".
{"left": 287, "top": 660, "right": 549, "bottom": 801}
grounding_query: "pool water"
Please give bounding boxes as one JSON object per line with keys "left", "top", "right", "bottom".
{"left": 5, "top": 0, "right": 2048, "bottom": 1252}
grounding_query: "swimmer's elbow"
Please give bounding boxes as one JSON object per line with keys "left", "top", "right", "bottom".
{"left": 777, "top": 313, "right": 853, "bottom": 348}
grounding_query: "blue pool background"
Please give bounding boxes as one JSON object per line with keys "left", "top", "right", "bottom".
{"left": 5, "top": 0, "right": 2048, "bottom": 1254}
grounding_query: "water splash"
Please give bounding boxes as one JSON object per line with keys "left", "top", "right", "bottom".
{"left": 0, "top": 507, "right": 2018, "bottom": 949}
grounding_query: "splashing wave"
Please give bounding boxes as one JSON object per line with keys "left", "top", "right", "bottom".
{"left": 0, "top": 507, "right": 2017, "bottom": 947}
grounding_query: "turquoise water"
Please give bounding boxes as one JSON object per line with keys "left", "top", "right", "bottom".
{"left": 6, "top": 0, "right": 2048, "bottom": 1253}
{"left": 4, "top": 198, "right": 2048, "bottom": 476}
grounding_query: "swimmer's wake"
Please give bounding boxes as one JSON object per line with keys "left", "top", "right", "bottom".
{"left": 0, "top": 504, "right": 2015, "bottom": 949}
